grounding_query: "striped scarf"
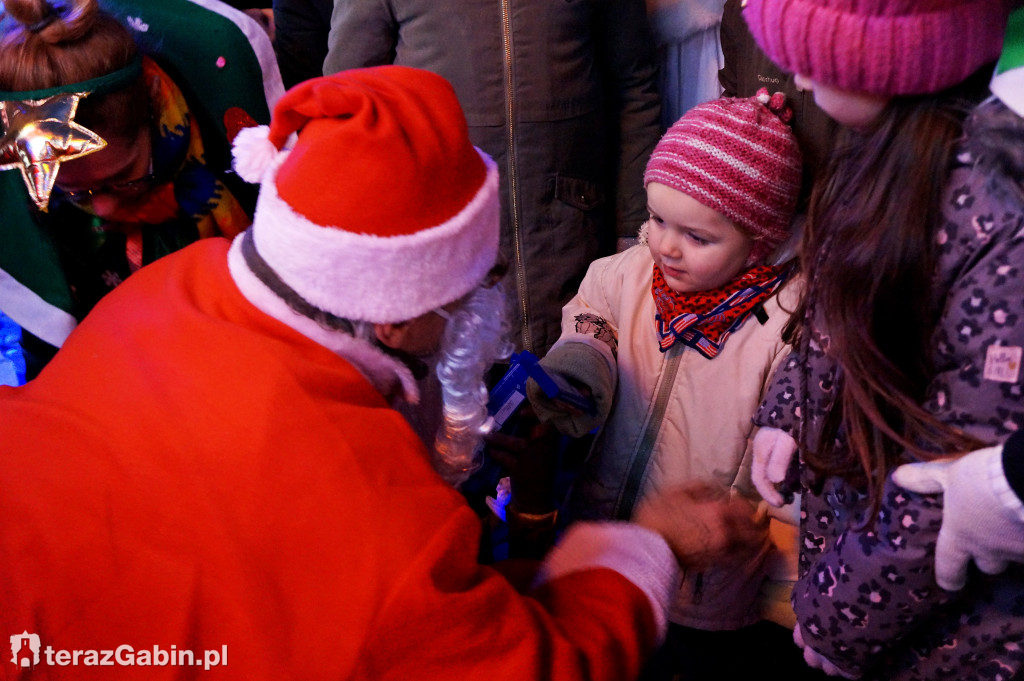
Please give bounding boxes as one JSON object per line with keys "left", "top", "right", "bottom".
{"left": 652, "top": 263, "right": 787, "bottom": 358}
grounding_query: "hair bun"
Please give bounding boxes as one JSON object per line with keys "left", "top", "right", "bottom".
{"left": 25, "top": 1, "right": 60, "bottom": 32}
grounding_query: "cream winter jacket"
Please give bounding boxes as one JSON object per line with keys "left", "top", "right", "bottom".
{"left": 550, "top": 244, "right": 801, "bottom": 630}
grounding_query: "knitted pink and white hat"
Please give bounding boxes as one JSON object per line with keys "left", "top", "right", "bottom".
{"left": 231, "top": 66, "right": 499, "bottom": 324}
{"left": 644, "top": 91, "right": 803, "bottom": 263}
{"left": 743, "top": 0, "right": 1011, "bottom": 97}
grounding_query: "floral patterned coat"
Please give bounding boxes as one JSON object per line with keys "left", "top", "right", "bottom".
{"left": 754, "top": 98, "right": 1024, "bottom": 680}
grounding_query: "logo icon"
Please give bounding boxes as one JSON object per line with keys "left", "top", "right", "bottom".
{"left": 9, "top": 632, "right": 40, "bottom": 669}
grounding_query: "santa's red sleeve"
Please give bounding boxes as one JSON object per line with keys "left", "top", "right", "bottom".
{"left": 351, "top": 515, "right": 678, "bottom": 681}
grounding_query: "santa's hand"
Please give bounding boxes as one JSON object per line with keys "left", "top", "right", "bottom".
{"left": 752, "top": 427, "right": 797, "bottom": 507}
{"left": 893, "top": 445, "right": 1024, "bottom": 591}
{"left": 485, "top": 411, "right": 560, "bottom": 516}
{"left": 794, "top": 624, "right": 861, "bottom": 679}
{"left": 633, "top": 484, "right": 766, "bottom": 568}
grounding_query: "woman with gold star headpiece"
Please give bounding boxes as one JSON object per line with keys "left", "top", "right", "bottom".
{"left": 0, "top": 0, "right": 280, "bottom": 377}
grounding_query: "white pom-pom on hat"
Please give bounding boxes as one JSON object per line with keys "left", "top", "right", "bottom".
{"left": 232, "top": 125, "right": 280, "bottom": 183}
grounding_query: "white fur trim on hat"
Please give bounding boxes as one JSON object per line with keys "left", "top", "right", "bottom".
{"left": 227, "top": 236, "right": 420, "bottom": 403}
{"left": 250, "top": 149, "right": 500, "bottom": 324}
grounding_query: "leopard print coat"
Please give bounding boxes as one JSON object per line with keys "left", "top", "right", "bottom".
{"left": 754, "top": 98, "right": 1024, "bottom": 680}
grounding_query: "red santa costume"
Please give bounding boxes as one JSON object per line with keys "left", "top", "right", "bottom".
{"left": 0, "top": 66, "right": 679, "bottom": 680}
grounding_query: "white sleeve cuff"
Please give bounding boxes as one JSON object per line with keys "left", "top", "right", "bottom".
{"left": 535, "top": 521, "right": 679, "bottom": 639}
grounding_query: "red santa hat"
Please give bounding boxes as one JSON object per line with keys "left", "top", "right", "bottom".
{"left": 231, "top": 66, "right": 499, "bottom": 324}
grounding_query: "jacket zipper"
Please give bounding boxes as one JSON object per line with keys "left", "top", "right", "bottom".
{"left": 614, "top": 343, "right": 684, "bottom": 519}
{"left": 500, "top": 0, "right": 531, "bottom": 352}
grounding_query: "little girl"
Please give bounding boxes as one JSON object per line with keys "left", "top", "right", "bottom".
{"left": 528, "top": 92, "right": 812, "bottom": 679}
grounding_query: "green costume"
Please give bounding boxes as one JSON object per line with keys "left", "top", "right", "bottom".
{"left": 0, "top": 0, "right": 283, "bottom": 377}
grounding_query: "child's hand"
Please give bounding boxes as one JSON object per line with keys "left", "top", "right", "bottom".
{"left": 893, "top": 445, "right": 1024, "bottom": 591}
{"left": 794, "top": 624, "right": 862, "bottom": 679}
{"left": 752, "top": 427, "right": 798, "bottom": 507}
{"left": 633, "top": 484, "right": 766, "bottom": 568}
{"left": 524, "top": 342, "right": 611, "bottom": 438}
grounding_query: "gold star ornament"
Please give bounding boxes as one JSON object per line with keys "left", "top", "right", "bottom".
{"left": 0, "top": 93, "right": 107, "bottom": 211}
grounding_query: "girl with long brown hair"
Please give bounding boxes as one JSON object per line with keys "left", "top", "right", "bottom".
{"left": 742, "top": 0, "right": 1024, "bottom": 678}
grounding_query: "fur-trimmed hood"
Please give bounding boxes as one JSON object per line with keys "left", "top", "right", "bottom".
{"left": 964, "top": 96, "right": 1024, "bottom": 207}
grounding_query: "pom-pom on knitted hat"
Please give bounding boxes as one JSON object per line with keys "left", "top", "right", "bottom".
{"left": 644, "top": 89, "right": 802, "bottom": 263}
{"left": 742, "top": 0, "right": 1011, "bottom": 97}
{"left": 231, "top": 65, "right": 499, "bottom": 324}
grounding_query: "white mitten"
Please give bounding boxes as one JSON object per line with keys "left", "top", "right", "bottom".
{"left": 752, "top": 427, "right": 797, "bottom": 507}
{"left": 794, "top": 624, "right": 861, "bottom": 679}
{"left": 893, "top": 445, "right": 1024, "bottom": 591}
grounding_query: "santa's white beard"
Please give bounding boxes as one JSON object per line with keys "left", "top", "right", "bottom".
{"left": 397, "top": 282, "right": 513, "bottom": 487}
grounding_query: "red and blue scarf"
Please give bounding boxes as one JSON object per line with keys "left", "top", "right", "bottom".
{"left": 652, "top": 263, "right": 787, "bottom": 358}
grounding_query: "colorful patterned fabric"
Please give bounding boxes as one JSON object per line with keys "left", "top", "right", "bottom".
{"left": 69, "top": 57, "right": 249, "bottom": 237}
{"left": 652, "top": 263, "right": 786, "bottom": 357}
{"left": 0, "top": 0, "right": 279, "bottom": 355}
{"left": 44, "top": 57, "right": 251, "bottom": 319}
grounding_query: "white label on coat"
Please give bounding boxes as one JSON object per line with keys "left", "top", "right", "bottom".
{"left": 984, "top": 345, "right": 1022, "bottom": 383}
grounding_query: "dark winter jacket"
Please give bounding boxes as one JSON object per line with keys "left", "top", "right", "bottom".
{"left": 272, "top": 0, "right": 333, "bottom": 88}
{"left": 719, "top": 0, "right": 835, "bottom": 193}
{"left": 323, "top": 0, "right": 661, "bottom": 353}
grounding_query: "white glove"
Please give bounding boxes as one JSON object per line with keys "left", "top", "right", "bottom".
{"left": 794, "top": 624, "right": 861, "bottom": 679}
{"left": 752, "top": 427, "right": 797, "bottom": 507}
{"left": 893, "top": 445, "right": 1024, "bottom": 591}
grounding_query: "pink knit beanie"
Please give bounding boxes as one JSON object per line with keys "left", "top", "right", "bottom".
{"left": 644, "top": 90, "right": 802, "bottom": 263}
{"left": 743, "top": 0, "right": 1011, "bottom": 97}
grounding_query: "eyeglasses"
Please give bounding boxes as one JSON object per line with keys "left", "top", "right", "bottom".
{"left": 58, "top": 158, "right": 158, "bottom": 205}
{"left": 60, "top": 173, "right": 157, "bottom": 204}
